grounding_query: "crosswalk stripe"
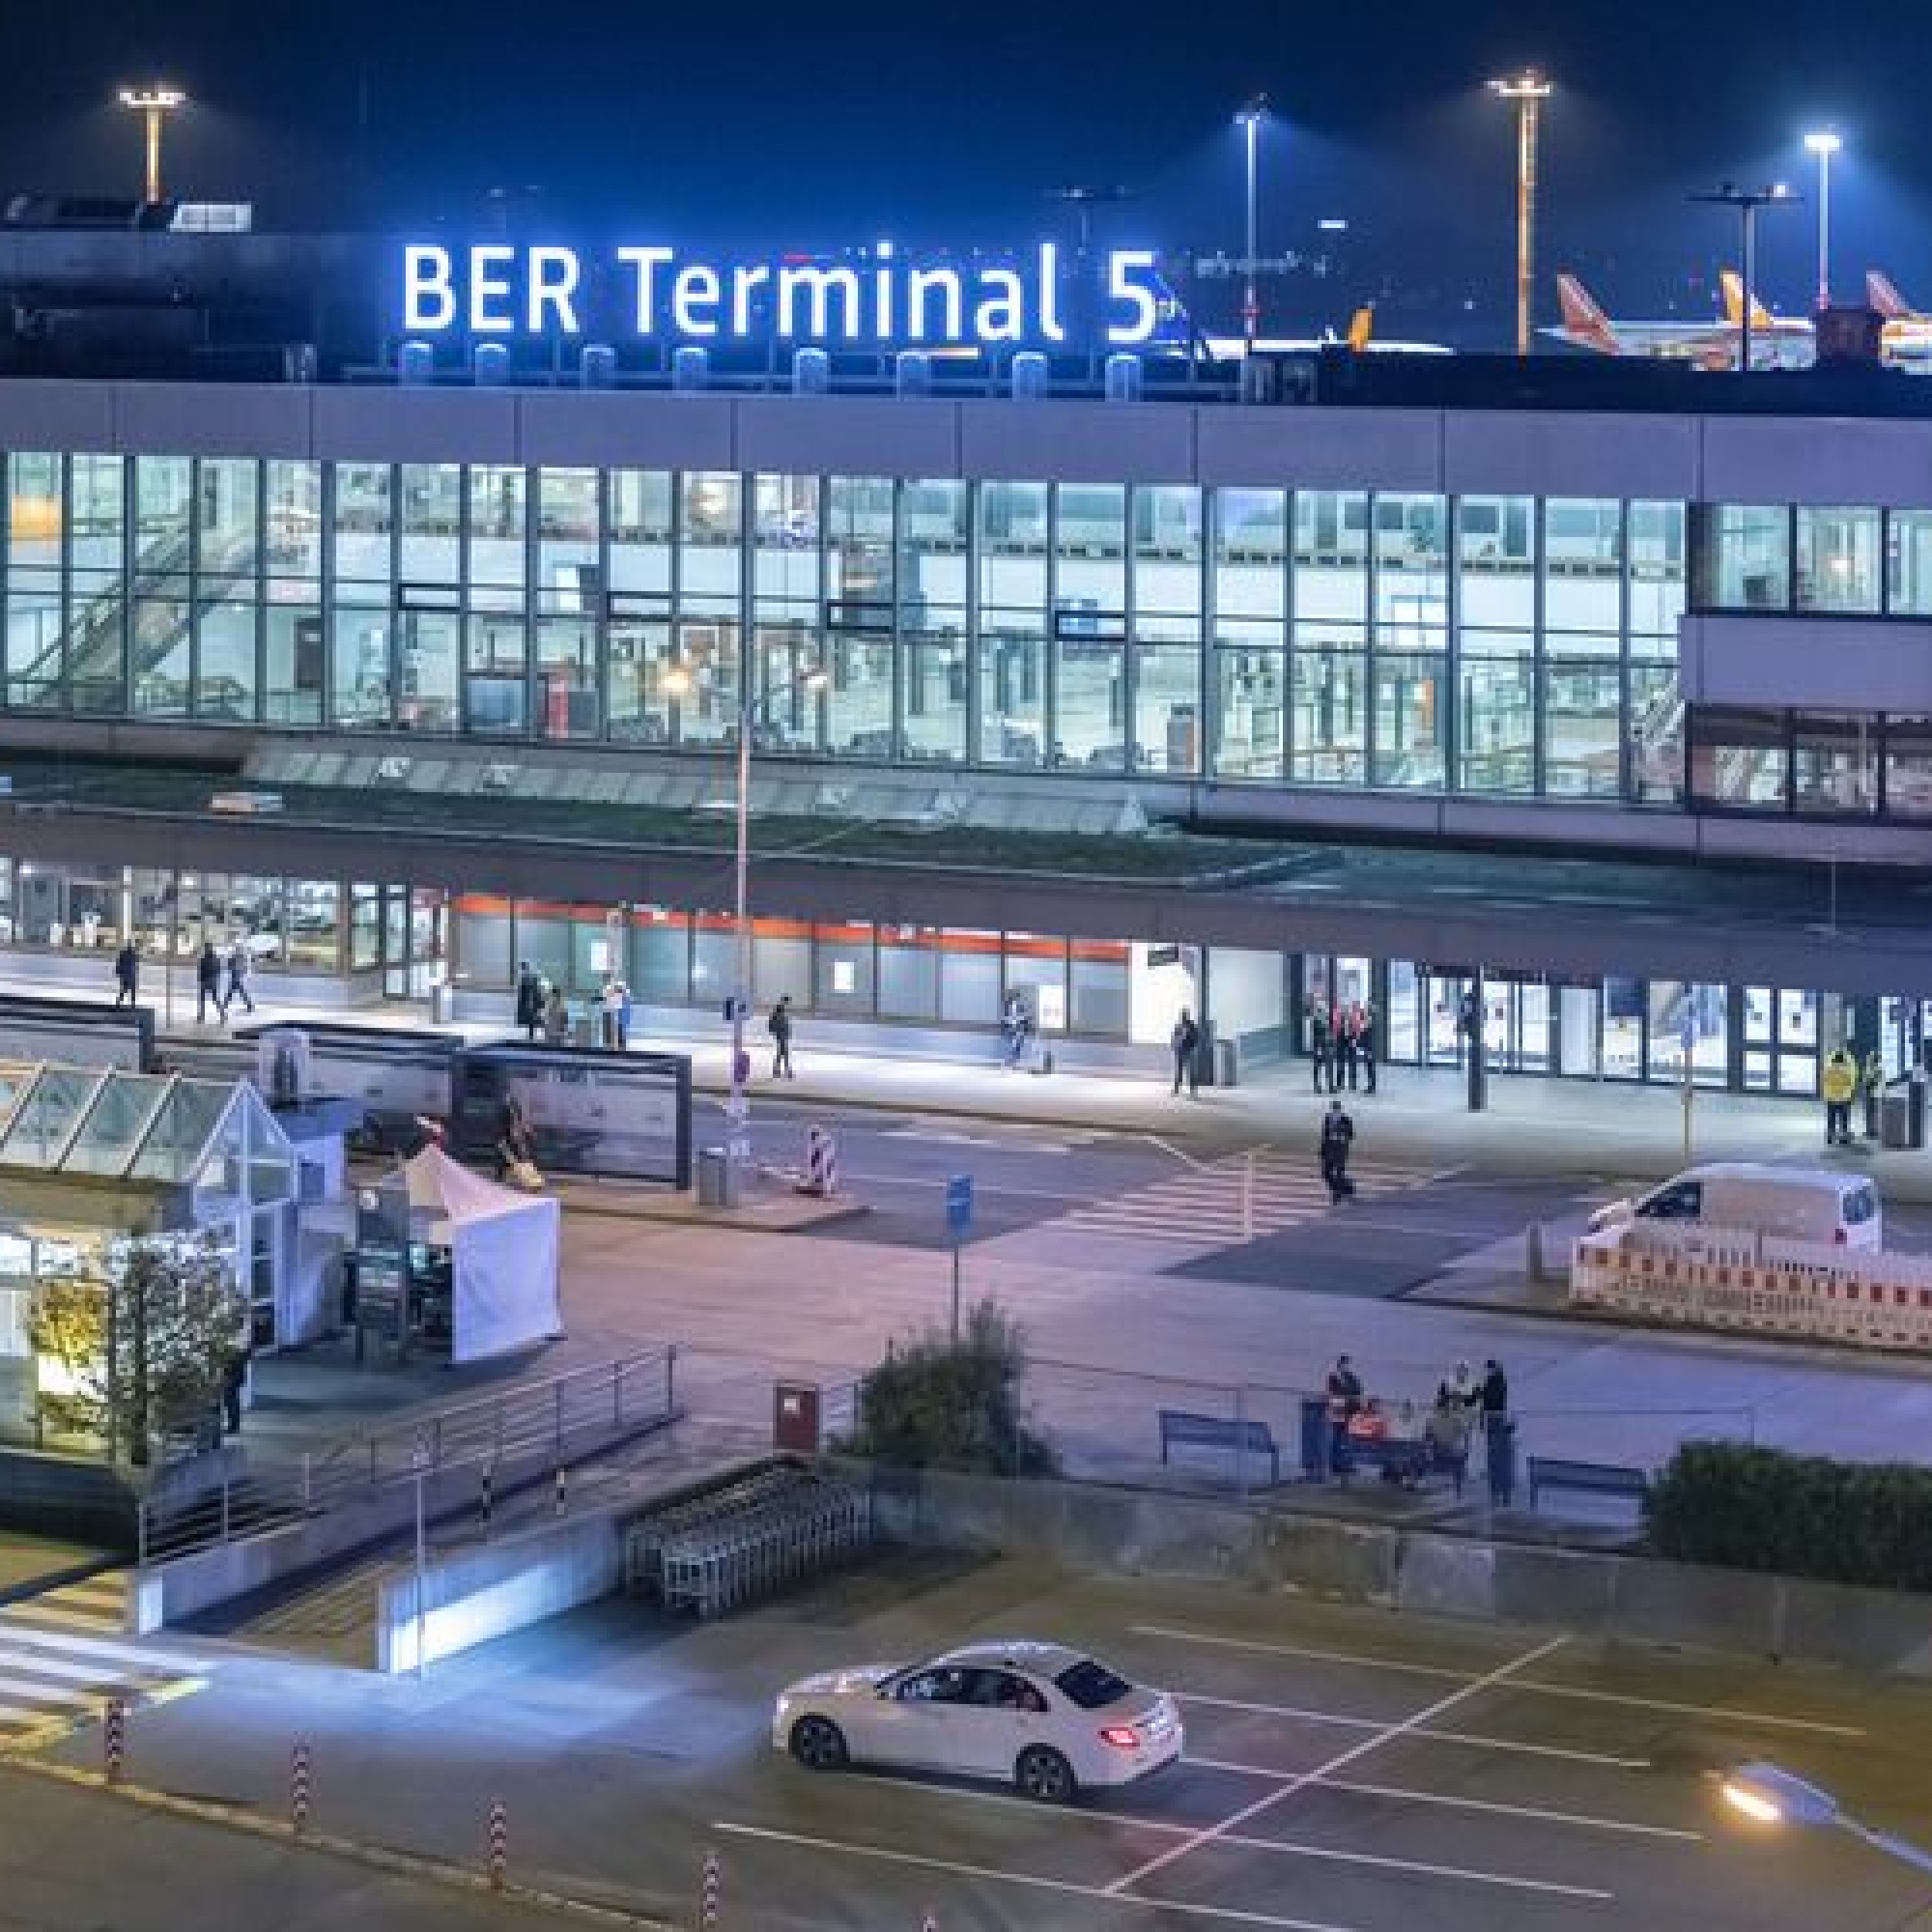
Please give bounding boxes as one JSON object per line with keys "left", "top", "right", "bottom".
{"left": 1051, "top": 1156, "right": 1431, "bottom": 1243}
{"left": 0, "top": 1623, "right": 207, "bottom": 1676}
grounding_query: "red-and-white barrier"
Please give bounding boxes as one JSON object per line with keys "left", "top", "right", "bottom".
{"left": 1572, "top": 1226, "right": 1932, "bottom": 1353}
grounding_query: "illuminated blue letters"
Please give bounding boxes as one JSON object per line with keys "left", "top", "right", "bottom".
{"left": 399, "top": 242, "right": 1170, "bottom": 350}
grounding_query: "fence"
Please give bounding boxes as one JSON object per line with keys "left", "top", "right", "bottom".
{"left": 137, "top": 1347, "right": 679, "bottom": 1565}
{"left": 826, "top": 1350, "right": 1759, "bottom": 1505}
{"left": 1574, "top": 1224, "right": 1932, "bottom": 1353}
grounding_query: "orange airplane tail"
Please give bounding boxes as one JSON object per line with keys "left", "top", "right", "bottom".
{"left": 1555, "top": 273, "right": 1618, "bottom": 354}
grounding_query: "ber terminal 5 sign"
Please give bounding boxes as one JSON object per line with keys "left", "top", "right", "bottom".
{"left": 400, "top": 242, "right": 1172, "bottom": 349}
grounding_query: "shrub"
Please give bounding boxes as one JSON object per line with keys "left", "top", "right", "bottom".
{"left": 841, "top": 1298, "right": 1058, "bottom": 1478}
{"left": 1645, "top": 1440, "right": 1932, "bottom": 1592}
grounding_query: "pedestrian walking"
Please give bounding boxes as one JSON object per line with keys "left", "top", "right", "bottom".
{"left": 1474, "top": 1356, "right": 1509, "bottom": 1418}
{"left": 1822, "top": 1044, "right": 1859, "bottom": 1147}
{"left": 1308, "top": 998, "right": 1331, "bottom": 1094}
{"left": 1336, "top": 1004, "right": 1359, "bottom": 1091}
{"left": 541, "top": 984, "right": 570, "bottom": 1047}
{"left": 514, "top": 961, "right": 543, "bottom": 1041}
{"left": 1170, "top": 1009, "right": 1201, "bottom": 1098}
{"left": 195, "top": 939, "right": 223, "bottom": 1025}
{"left": 220, "top": 1334, "right": 252, "bottom": 1436}
{"left": 1356, "top": 1001, "right": 1378, "bottom": 1095}
{"left": 1456, "top": 988, "right": 1481, "bottom": 1070}
{"left": 617, "top": 979, "right": 634, "bottom": 1051}
{"left": 599, "top": 976, "right": 627, "bottom": 1050}
{"left": 224, "top": 937, "right": 256, "bottom": 1018}
{"left": 1861, "top": 1046, "right": 1886, "bottom": 1142}
{"left": 1001, "top": 992, "right": 1032, "bottom": 1070}
{"left": 112, "top": 938, "right": 139, "bottom": 1009}
{"left": 1320, "top": 1097, "right": 1355, "bottom": 1203}
{"left": 768, "top": 995, "right": 795, "bottom": 1079}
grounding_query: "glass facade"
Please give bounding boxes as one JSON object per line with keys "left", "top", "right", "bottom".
{"left": 2, "top": 451, "right": 1699, "bottom": 804}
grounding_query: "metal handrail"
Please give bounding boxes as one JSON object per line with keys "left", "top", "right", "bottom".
{"left": 138, "top": 1346, "right": 679, "bottom": 1566}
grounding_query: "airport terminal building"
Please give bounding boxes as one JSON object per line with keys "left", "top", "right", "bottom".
{"left": 3, "top": 285, "right": 1932, "bottom": 1096}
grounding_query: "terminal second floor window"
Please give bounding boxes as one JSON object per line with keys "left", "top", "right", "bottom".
{"left": 1695, "top": 503, "right": 1887, "bottom": 616}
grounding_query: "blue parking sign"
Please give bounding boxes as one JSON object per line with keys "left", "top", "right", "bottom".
{"left": 946, "top": 1174, "right": 973, "bottom": 1238}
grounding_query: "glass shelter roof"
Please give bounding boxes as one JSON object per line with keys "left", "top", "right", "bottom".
{"left": 0, "top": 1061, "right": 296, "bottom": 1202}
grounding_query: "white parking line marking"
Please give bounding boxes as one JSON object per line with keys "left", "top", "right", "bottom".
{"left": 836, "top": 1771, "right": 1617, "bottom": 1897}
{"left": 1110, "top": 1634, "right": 1573, "bottom": 1896}
{"left": 1134, "top": 1624, "right": 1868, "bottom": 1739}
{"left": 1178, "top": 1690, "right": 1650, "bottom": 1769}
{"left": 1180, "top": 1757, "right": 1699, "bottom": 1841}
{"left": 710, "top": 1821, "right": 1361, "bottom": 1932}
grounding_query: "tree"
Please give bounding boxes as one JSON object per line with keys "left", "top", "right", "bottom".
{"left": 842, "top": 1298, "right": 1057, "bottom": 1478}
{"left": 30, "top": 1236, "right": 246, "bottom": 1466}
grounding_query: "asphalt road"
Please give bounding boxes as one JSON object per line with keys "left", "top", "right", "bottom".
{"left": 26, "top": 1556, "right": 1932, "bottom": 1932}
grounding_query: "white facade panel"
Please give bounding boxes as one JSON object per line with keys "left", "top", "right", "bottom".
{"left": 1680, "top": 612, "right": 1932, "bottom": 710}
{"left": 1699, "top": 415, "right": 1932, "bottom": 507}
{"left": 955, "top": 400, "right": 1195, "bottom": 483}
{"left": 1442, "top": 411, "right": 1700, "bottom": 500}
{"left": 735, "top": 395, "right": 960, "bottom": 478}
{"left": 1199, "top": 407, "right": 1440, "bottom": 490}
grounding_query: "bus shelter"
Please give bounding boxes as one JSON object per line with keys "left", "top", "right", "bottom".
{"left": 454, "top": 1043, "right": 692, "bottom": 1187}
{"left": 0, "top": 1061, "right": 297, "bottom": 1455}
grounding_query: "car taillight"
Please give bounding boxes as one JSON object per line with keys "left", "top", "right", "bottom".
{"left": 1099, "top": 1724, "right": 1141, "bottom": 1749}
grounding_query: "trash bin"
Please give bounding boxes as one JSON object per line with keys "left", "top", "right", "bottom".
{"left": 1485, "top": 1415, "right": 1517, "bottom": 1507}
{"left": 1214, "top": 1036, "right": 1241, "bottom": 1090}
{"left": 1298, "top": 1397, "right": 1330, "bottom": 1482}
{"left": 1882, "top": 1082, "right": 1915, "bottom": 1151}
{"left": 696, "top": 1146, "right": 737, "bottom": 1208}
{"left": 773, "top": 1380, "right": 822, "bottom": 1455}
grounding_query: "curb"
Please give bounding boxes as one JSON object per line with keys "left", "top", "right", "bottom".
{"left": 2, "top": 1756, "right": 680, "bottom": 1928}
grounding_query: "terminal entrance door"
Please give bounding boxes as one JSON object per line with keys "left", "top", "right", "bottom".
{"left": 381, "top": 887, "right": 446, "bottom": 1003}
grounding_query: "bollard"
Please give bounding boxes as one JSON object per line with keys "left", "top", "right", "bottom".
{"left": 699, "top": 1848, "right": 722, "bottom": 1927}
{"left": 291, "top": 1742, "right": 311, "bottom": 1834}
{"left": 480, "top": 1464, "right": 495, "bottom": 1535}
{"left": 554, "top": 1465, "right": 567, "bottom": 1516}
{"left": 102, "top": 1696, "right": 127, "bottom": 1784}
{"left": 488, "top": 1799, "right": 508, "bottom": 1890}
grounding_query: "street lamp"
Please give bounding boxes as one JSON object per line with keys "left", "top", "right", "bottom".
{"left": 1236, "top": 96, "right": 1267, "bottom": 349}
{"left": 1690, "top": 181, "right": 1798, "bottom": 371}
{"left": 1489, "top": 70, "right": 1552, "bottom": 356}
{"left": 117, "top": 85, "right": 187, "bottom": 204}
{"left": 1720, "top": 1761, "right": 1932, "bottom": 1880}
{"left": 1803, "top": 129, "right": 1842, "bottom": 311}
{"left": 664, "top": 649, "right": 828, "bottom": 1198}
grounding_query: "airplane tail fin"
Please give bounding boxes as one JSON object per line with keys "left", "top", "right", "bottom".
{"left": 1720, "top": 270, "right": 1776, "bottom": 331}
{"left": 1868, "top": 270, "right": 1911, "bottom": 319}
{"left": 1555, "top": 273, "right": 1618, "bottom": 354}
{"left": 1345, "top": 304, "right": 1375, "bottom": 353}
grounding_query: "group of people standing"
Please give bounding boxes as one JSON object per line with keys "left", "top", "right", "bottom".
{"left": 514, "top": 962, "right": 634, "bottom": 1050}
{"left": 1308, "top": 998, "right": 1377, "bottom": 1095}
{"left": 1323, "top": 1351, "right": 1510, "bottom": 1478}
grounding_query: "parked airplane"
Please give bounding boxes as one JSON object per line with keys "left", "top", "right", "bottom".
{"left": 1865, "top": 271, "right": 1932, "bottom": 365}
{"left": 1546, "top": 271, "right": 1811, "bottom": 370}
{"left": 1200, "top": 304, "right": 1452, "bottom": 359}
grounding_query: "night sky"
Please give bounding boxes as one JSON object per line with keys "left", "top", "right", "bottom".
{"left": 5, "top": 0, "right": 1930, "bottom": 337}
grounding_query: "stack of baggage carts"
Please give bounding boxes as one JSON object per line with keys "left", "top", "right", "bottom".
{"left": 623, "top": 1461, "right": 873, "bottom": 1620}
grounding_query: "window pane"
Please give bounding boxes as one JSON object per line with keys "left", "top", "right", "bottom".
{"left": 1291, "top": 636, "right": 1366, "bottom": 783}
{"left": 980, "top": 624, "right": 1045, "bottom": 765}
{"left": 1690, "top": 706, "right": 1788, "bottom": 807}
{"left": 1795, "top": 506, "right": 1880, "bottom": 614}
{"left": 1213, "top": 640, "right": 1284, "bottom": 779}
{"left": 1793, "top": 713, "right": 1878, "bottom": 814}
{"left": 1701, "top": 505, "right": 1790, "bottom": 611}
{"left": 1888, "top": 510, "right": 1932, "bottom": 616}
{"left": 1458, "top": 496, "right": 1535, "bottom": 629}
{"left": 197, "top": 459, "right": 258, "bottom": 579}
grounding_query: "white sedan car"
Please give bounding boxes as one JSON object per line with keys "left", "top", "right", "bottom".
{"left": 772, "top": 1639, "right": 1181, "bottom": 1803}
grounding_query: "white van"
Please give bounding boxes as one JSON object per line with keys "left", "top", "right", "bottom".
{"left": 1589, "top": 1162, "right": 1883, "bottom": 1253}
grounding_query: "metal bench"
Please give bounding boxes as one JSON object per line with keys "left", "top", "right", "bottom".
{"left": 1527, "top": 1455, "right": 1651, "bottom": 1512}
{"left": 1336, "top": 1434, "right": 1441, "bottom": 1489}
{"left": 1158, "top": 1409, "right": 1280, "bottom": 1486}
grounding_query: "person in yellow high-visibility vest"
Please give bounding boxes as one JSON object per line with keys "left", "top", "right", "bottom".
{"left": 1821, "top": 1045, "right": 1860, "bottom": 1147}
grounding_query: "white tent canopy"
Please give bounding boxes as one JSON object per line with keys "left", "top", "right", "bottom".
{"left": 402, "top": 1147, "right": 561, "bottom": 1364}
